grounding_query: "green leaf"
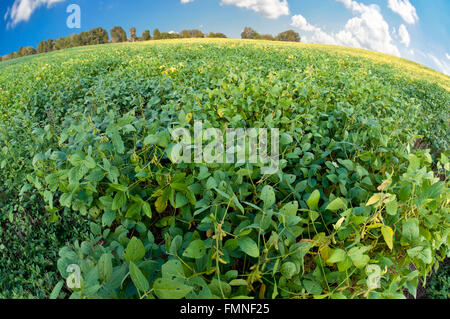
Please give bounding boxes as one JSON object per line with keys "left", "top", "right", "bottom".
{"left": 129, "top": 262, "right": 149, "bottom": 292}
{"left": 407, "top": 154, "right": 420, "bottom": 173}
{"left": 280, "top": 262, "right": 297, "bottom": 279}
{"left": 280, "top": 133, "right": 293, "bottom": 145}
{"left": 175, "top": 192, "right": 189, "bottom": 208}
{"left": 337, "top": 159, "right": 354, "bottom": 171}
{"left": 238, "top": 237, "right": 259, "bottom": 258}
{"left": 126, "top": 202, "right": 142, "bottom": 219}
{"left": 153, "top": 278, "right": 193, "bottom": 299}
{"left": 347, "top": 247, "right": 370, "bottom": 268}
{"left": 278, "top": 201, "right": 298, "bottom": 223}
{"left": 327, "top": 249, "right": 347, "bottom": 263}
{"left": 303, "top": 280, "right": 323, "bottom": 295}
{"left": 142, "top": 202, "right": 152, "bottom": 219}
{"left": 161, "top": 260, "right": 185, "bottom": 279}
{"left": 98, "top": 253, "right": 113, "bottom": 282}
{"left": 407, "top": 246, "right": 432, "bottom": 264}
{"left": 112, "top": 192, "right": 127, "bottom": 211}
{"left": 325, "top": 198, "right": 346, "bottom": 211}
{"left": 102, "top": 210, "right": 116, "bottom": 227}
{"left": 49, "top": 280, "right": 64, "bottom": 299}
{"left": 60, "top": 193, "right": 73, "bottom": 208}
{"left": 111, "top": 131, "right": 125, "bottom": 154}
{"left": 86, "top": 168, "right": 106, "bottom": 182}
{"left": 84, "top": 156, "right": 97, "bottom": 169}
{"left": 69, "top": 154, "right": 84, "bottom": 167}
{"left": 306, "top": 190, "right": 320, "bottom": 211}
{"left": 385, "top": 198, "right": 398, "bottom": 216}
{"left": 206, "top": 177, "right": 218, "bottom": 190}
{"left": 260, "top": 185, "right": 275, "bottom": 208}
{"left": 123, "top": 237, "right": 146, "bottom": 263}
{"left": 182, "top": 240, "right": 206, "bottom": 259}
{"left": 144, "top": 134, "right": 159, "bottom": 146}
{"left": 401, "top": 218, "right": 420, "bottom": 245}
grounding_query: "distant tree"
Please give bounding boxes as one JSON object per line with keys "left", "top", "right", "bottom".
{"left": 192, "top": 29, "right": 204, "bottom": 38}
{"left": 241, "top": 27, "right": 258, "bottom": 39}
{"left": 275, "top": 30, "right": 301, "bottom": 42}
{"left": 70, "top": 33, "right": 83, "bottom": 47}
{"left": 110, "top": 26, "right": 127, "bottom": 43}
{"left": 141, "top": 30, "right": 151, "bottom": 41}
{"left": 79, "top": 31, "right": 89, "bottom": 45}
{"left": 90, "top": 27, "right": 109, "bottom": 44}
{"left": 37, "top": 40, "right": 54, "bottom": 53}
{"left": 258, "top": 34, "right": 275, "bottom": 41}
{"left": 18, "top": 46, "right": 36, "bottom": 57}
{"left": 160, "top": 31, "right": 181, "bottom": 39}
{"left": 207, "top": 32, "right": 227, "bottom": 38}
{"left": 129, "top": 27, "right": 138, "bottom": 42}
{"left": 10, "top": 52, "right": 20, "bottom": 59}
{"left": 153, "top": 28, "right": 161, "bottom": 40}
{"left": 54, "top": 36, "right": 71, "bottom": 50}
{"left": 180, "top": 30, "right": 191, "bottom": 38}
{"left": 180, "top": 29, "right": 204, "bottom": 38}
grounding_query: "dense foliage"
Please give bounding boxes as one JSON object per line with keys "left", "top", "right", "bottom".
{"left": 0, "top": 39, "right": 448, "bottom": 299}
{"left": 426, "top": 260, "right": 449, "bottom": 299}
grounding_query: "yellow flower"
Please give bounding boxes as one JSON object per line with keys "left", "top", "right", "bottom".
{"left": 36, "top": 77, "right": 41, "bottom": 81}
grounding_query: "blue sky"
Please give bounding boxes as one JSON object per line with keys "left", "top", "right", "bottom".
{"left": 0, "top": 0, "right": 449, "bottom": 75}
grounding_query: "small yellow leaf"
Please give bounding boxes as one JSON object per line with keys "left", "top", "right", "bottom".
{"left": 151, "top": 189, "right": 164, "bottom": 198}
{"left": 185, "top": 112, "right": 193, "bottom": 123}
{"left": 155, "top": 196, "right": 168, "bottom": 214}
{"left": 366, "top": 195, "right": 381, "bottom": 206}
{"left": 334, "top": 217, "right": 346, "bottom": 230}
{"left": 381, "top": 226, "right": 394, "bottom": 250}
{"left": 319, "top": 245, "right": 334, "bottom": 266}
{"left": 366, "top": 223, "right": 384, "bottom": 230}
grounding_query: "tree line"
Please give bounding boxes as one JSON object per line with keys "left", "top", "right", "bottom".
{"left": 241, "top": 27, "right": 300, "bottom": 42}
{"left": 1, "top": 26, "right": 300, "bottom": 62}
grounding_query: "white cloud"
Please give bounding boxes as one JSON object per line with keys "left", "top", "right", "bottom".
{"left": 181, "top": 0, "right": 195, "bottom": 3}
{"left": 5, "top": 0, "right": 66, "bottom": 28}
{"left": 427, "top": 54, "right": 450, "bottom": 76}
{"left": 291, "top": 0, "right": 400, "bottom": 57}
{"left": 220, "top": 0, "right": 289, "bottom": 19}
{"left": 291, "top": 14, "right": 336, "bottom": 45}
{"left": 388, "top": 0, "right": 419, "bottom": 25}
{"left": 398, "top": 24, "right": 410, "bottom": 47}
{"left": 446, "top": 53, "right": 450, "bottom": 60}
{"left": 4, "top": 7, "right": 10, "bottom": 21}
